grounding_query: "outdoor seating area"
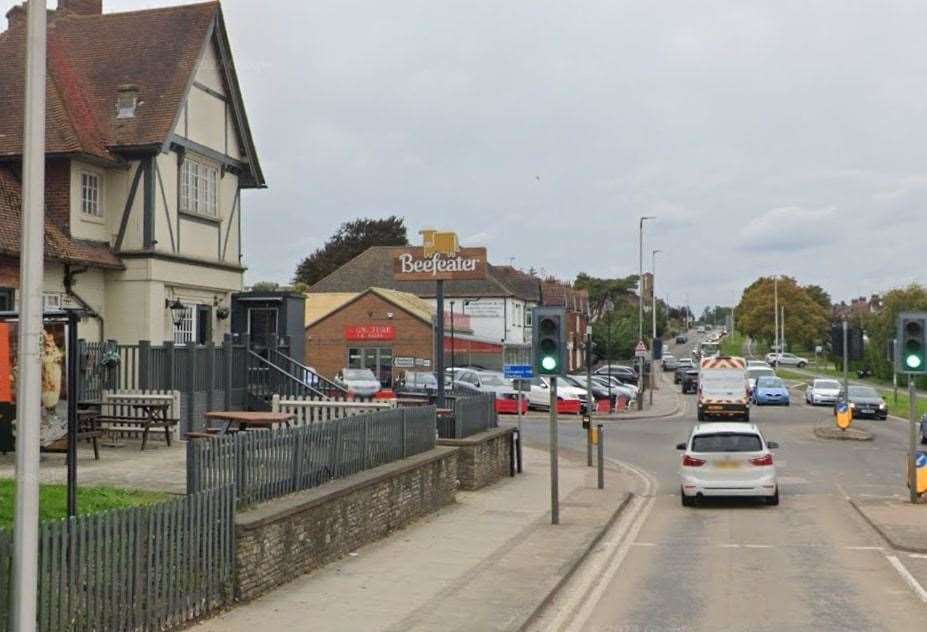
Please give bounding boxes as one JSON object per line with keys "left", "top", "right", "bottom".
{"left": 76, "top": 391, "right": 181, "bottom": 452}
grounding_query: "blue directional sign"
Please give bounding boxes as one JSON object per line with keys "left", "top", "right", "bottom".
{"left": 916, "top": 452, "right": 927, "bottom": 469}
{"left": 504, "top": 364, "right": 534, "bottom": 379}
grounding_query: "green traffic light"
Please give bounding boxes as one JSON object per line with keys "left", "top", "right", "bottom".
{"left": 541, "top": 356, "right": 557, "bottom": 371}
{"left": 906, "top": 354, "right": 923, "bottom": 369}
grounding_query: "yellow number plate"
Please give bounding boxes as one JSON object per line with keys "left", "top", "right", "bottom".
{"left": 715, "top": 460, "right": 741, "bottom": 469}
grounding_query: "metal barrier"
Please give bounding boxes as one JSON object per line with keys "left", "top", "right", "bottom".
{"left": 187, "top": 406, "right": 437, "bottom": 507}
{"left": 445, "top": 394, "right": 498, "bottom": 439}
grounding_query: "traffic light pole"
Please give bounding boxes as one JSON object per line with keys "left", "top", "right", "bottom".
{"left": 586, "top": 332, "right": 593, "bottom": 467}
{"left": 549, "top": 376, "right": 559, "bottom": 525}
{"left": 842, "top": 319, "right": 849, "bottom": 405}
{"left": 909, "top": 380, "right": 918, "bottom": 504}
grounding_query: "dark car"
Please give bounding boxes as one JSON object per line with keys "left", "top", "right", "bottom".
{"left": 837, "top": 385, "right": 888, "bottom": 420}
{"left": 675, "top": 334, "right": 688, "bottom": 344}
{"left": 674, "top": 359, "right": 695, "bottom": 384}
{"left": 681, "top": 368, "right": 699, "bottom": 394}
{"left": 594, "top": 365, "right": 638, "bottom": 385}
{"left": 395, "top": 371, "right": 438, "bottom": 396}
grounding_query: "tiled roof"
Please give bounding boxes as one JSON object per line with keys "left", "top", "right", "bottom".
{"left": 309, "top": 247, "right": 541, "bottom": 301}
{"left": 306, "top": 287, "right": 436, "bottom": 329}
{"left": 0, "top": 165, "right": 122, "bottom": 269}
{"left": 542, "top": 281, "right": 591, "bottom": 316}
{"left": 0, "top": 2, "right": 232, "bottom": 160}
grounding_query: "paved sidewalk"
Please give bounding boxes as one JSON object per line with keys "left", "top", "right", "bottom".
{"left": 849, "top": 496, "right": 927, "bottom": 553}
{"left": 0, "top": 443, "right": 186, "bottom": 493}
{"left": 192, "top": 447, "right": 634, "bottom": 632}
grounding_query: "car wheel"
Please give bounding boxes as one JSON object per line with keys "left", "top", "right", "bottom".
{"left": 766, "top": 489, "right": 779, "bottom": 506}
{"left": 681, "top": 488, "right": 694, "bottom": 507}
{"left": 797, "top": 362, "right": 807, "bottom": 368}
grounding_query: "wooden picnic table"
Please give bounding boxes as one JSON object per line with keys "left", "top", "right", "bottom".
{"left": 96, "top": 401, "right": 177, "bottom": 451}
{"left": 204, "top": 411, "right": 294, "bottom": 435}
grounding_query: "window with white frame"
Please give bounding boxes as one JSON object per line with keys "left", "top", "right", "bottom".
{"left": 180, "top": 156, "right": 219, "bottom": 218}
{"left": 42, "top": 292, "right": 63, "bottom": 311}
{"left": 172, "top": 303, "right": 195, "bottom": 344}
{"left": 80, "top": 172, "right": 102, "bottom": 217}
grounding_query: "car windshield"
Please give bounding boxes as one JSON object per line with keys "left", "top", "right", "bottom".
{"left": 343, "top": 369, "right": 376, "bottom": 381}
{"left": 409, "top": 373, "right": 436, "bottom": 386}
{"left": 478, "top": 373, "right": 506, "bottom": 386}
{"left": 560, "top": 376, "right": 585, "bottom": 388}
{"left": 757, "top": 377, "right": 785, "bottom": 388}
{"left": 691, "top": 433, "right": 763, "bottom": 453}
{"left": 747, "top": 368, "right": 775, "bottom": 380}
{"left": 816, "top": 380, "right": 841, "bottom": 390}
{"left": 849, "top": 386, "right": 880, "bottom": 399}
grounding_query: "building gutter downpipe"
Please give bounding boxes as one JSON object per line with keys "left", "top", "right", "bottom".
{"left": 64, "top": 265, "right": 104, "bottom": 340}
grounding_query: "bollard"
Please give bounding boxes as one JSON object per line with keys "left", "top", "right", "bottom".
{"left": 597, "top": 424, "right": 605, "bottom": 489}
{"left": 516, "top": 429, "right": 523, "bottom": 474}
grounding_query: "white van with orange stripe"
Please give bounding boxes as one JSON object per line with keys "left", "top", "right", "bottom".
{"left": 697, "top": 356, "right": 749, "bottom": 422}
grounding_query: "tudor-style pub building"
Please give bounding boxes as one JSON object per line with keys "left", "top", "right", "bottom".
{"left": 0, "top": 0, "right": 264, "bottom": 344}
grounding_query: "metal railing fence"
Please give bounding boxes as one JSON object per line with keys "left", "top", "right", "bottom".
{"left": 187, "top": 406, "right": 437, "bottom": 507}
{"left": 446, "top": 394, "right": 498, "bottom": 439}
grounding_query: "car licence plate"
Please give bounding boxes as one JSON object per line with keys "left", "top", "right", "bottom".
{"left": 715, "top": 460, "right": 740, "bottom": 469}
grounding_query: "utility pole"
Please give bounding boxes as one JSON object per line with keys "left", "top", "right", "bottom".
{"left": 781, "top": 306, "right": 786, "bottom": 353}
{"left": 14, "top": 1, "right": 47, "bottom": 629}
{"left": 842, "top": 318, "right": 849, "bottom": 403}
{"left": 909, "top": 379, "right": 918, "bottom": 504}
{"left": 773, "top": 276, "right": 779, "bottom": 366}
{"left": 586, "top": 328, "right": 594, "bottom": 467}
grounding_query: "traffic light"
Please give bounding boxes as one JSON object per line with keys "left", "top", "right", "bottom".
{"left": 897, "top": 313, "right": 927, "bottom": 374}
{"left": 532, "top": 307, "right": 565, "bottom": 376}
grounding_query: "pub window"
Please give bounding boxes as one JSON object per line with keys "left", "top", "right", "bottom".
{"left": 80, "top": 172, "right": 102, "bottom": 217}
{"left": 0, "top": 288, "right": 13, "bottom": 312}
{"left": 172, "top": 303, "right": 195, "bottom": 344}
{"left": 180, "top": 156, "right": 219, "bottom": 217}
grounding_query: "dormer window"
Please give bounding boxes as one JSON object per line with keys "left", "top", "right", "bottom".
{"left": 80, "top": 172, "right": 102, "bottom": 217}
{"left": 116, "top": 84, "right": 140, "bottom": 119}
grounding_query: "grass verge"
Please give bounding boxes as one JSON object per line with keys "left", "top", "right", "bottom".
{"left": 721, "top": 332, "right": 746, "bottom": 356}
{"left": 0, "top": 480, "right": 169, "bottom": 528}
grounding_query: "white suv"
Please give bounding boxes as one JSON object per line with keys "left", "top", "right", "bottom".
{"left": 677, "top": 423, "right": 780, "bottom": 506}
{"left": 765, "top": 352, "right": 808, "bottom": 368}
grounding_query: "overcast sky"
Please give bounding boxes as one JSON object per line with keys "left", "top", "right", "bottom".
{"left": 11, "top": 1, "right": 927, "bottom": 312}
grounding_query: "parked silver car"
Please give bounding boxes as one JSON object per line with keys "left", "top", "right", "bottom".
{"left": 334, "top": 368, "right": 382, "bottom": 396}
{"left": 766, "top": 352, "right": 809, "bottom": 368}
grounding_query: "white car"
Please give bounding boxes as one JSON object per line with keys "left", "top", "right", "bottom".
{"left": 526, "top": 376, "right": 583, "bottom": 410}
{"left": 334, "top": 368, "right": 382, "bottom": 397}
{"left": 446, "top": 368, "right": 518, "bottom": 399}
{"left": 662, "top": 354, "right": 678, "bottom": 371}
{"left": 805, "top": 378, "right": 842, "bottom": 406}
{"left": 766, "top": 352, "right": 808, "bottom": 368}
{"left": 677, "top": 423, "right": 779, "bottom": 506}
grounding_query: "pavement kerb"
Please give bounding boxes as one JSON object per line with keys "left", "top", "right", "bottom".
{"left": 517, "top": 492, "right": 634, "bottom": 632}
{"left": 847, "top": 497, "right": 927, "bottom": 555}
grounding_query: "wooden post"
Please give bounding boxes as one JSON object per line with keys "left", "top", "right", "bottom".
{"left": 205, "top": 341, "right": 216, "bottom": 413}
{"left": 186, "top": 340, "right": 197, "bottom": 434}
{"left": 138, "top": 340, "right": 151, "bottom": 391}
{"left": 223, "top": 335, "right": 233, "bottom": 410}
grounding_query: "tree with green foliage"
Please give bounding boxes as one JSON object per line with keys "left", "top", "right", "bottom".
{"left": 861, "top": 284, "right": 927, "bottom": 382}
{"left": 293, "top": 216, "right": 409, "bottom": 286}
{"left": 804, "top": 284, "right": 832, "bottom": 313}
{"left": 574, "top": 273, "right": 639, "bottom": 320}
{"left": 735, "top": 276, "right": 829, "bottom": 350}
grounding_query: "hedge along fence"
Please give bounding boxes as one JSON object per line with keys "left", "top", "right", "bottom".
{"left": 0, "top": 485, "right": 234, "bottom": 632}
{"left": 187, "top": 406, "right": 438, "bottom": 507}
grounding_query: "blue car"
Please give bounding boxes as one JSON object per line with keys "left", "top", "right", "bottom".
{"left": 753, "top": 376, "right": 790, "bottom": 406}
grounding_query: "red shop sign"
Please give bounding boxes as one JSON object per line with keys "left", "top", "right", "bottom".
{"left": 345, "top": 325, "right": 396, "bottom": 341}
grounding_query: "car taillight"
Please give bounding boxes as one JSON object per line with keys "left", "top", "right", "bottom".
{"left": 750, "top": 454, "right": 774, "bottom": 466}
{"left": 682, "top": 455, "right": 705, "bottom": 467}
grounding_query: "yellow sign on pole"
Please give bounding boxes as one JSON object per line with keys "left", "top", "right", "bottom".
{"left": 913, "top": 452, "right": 927, "bottom": 495}
{"left": 835, "top": 401, "right": 853, "bottom": 430}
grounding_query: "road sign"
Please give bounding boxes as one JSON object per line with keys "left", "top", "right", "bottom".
{"left": 635, "top": 340, "right": 647, "bottom": 357}
{"left": 915, "top": 451, "right": 927, "bottom": 495}
{"left": 835, "top": 401, "right": 853, "bottom": 429}
{"left": 504, "top": 364, "right": 534, "bottom": 379}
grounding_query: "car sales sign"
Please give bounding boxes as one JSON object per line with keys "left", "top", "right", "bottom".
{"left": 394, "top": 230, "right": 487, "bottom": 281}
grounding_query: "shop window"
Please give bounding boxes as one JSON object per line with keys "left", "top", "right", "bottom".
{"left": 0, "top": 288, "right": 13, "bottom": 312}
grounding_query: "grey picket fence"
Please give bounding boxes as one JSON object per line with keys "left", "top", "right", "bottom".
{"left": 445, "top": 394, "right": 498, "bottom": 439}
{"left": 187, "top": 407, "right": 437, "bottom": 507}
{"left": 0, "top": 485, "right": 234, "bottom": 632}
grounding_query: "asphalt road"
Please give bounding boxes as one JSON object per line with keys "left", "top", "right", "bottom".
{"left": 521, "top": 336, "right": 927, "bottom": 632}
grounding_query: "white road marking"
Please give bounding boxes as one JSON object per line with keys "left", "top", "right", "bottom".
{"left": 631, "top": 542, "right": 656, "bottom": 547}
{"left": 887, "top": 555, "right": 927, "bottom": 603}
{"left": 544, "top": 460, "right": 657, "bottom": 632}
{"left": 908, "top": 553, "right": 927, "bottom": 560}
{"left": 743, "top": 544, "right": 773, "bottom": 549}
{"left": 718, "top": 544, "right": 741, "bottom": 549}
{"left": 845, "top": 546, "right": 883, "bottom": 551}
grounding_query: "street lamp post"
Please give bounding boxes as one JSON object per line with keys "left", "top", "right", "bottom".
{"left": 638, "top": 216, "right": 655, "bottom": 410}
{"left": 450, "top": 300, "right": 456, "bottom": 371}
{"left": 651, "top": 249, "right": 661, "bottom": 405}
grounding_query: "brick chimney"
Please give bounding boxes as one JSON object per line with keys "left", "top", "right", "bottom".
{"left": 57, "top": 0, "right": 102, "bottom": 16}
{"left": 5, "top": 4, "right": 26, "bottom": 31}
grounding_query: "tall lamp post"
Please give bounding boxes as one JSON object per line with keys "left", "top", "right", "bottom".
{"left": 638, "top": 216, "right": 655, "bottom": 409}
{"left": 651, "top": 249, "right": 662, "bottom": 405}
{"left": 449, "top": 300, "right": 456, "bottom": 371}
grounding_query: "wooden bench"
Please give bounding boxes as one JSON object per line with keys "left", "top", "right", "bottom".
{"left": 96, "top": 415, "right": 179, "bottom": 451}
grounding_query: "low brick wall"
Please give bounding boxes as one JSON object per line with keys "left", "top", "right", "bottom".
{"left": 437, "top": 426, "right": 515, "bottom": 490}
{"left": 235, "top": 447, "right": 458, "bottom": 601}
